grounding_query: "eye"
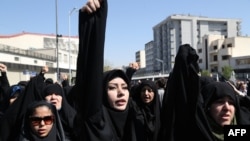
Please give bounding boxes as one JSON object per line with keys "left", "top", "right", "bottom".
{"left": 108, "top": 85, "right": 117, "bottom": 90}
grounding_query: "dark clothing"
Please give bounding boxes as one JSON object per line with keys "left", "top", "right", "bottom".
{"left": 159, "top": 44, "right": 250, "bottom": 141}
{"left": 160, "top": 44, "right": 215, "bottom": 141}
{"left": 132, "top": 80, "right": 161, "bottom": 141}
{"left": 17, "top": 100, "right": 65, "bottom": 141}
{"left": 0, "top": 73, "right": 46, "bottom": 141}
{"left": 0, "top": 73, "right": 76, "bottom": 141}
{"left": 0, "top": 71, "right": 10, "bottom": 113}
{"left": 72, "top": 1, "right": 154, "bottom": 140}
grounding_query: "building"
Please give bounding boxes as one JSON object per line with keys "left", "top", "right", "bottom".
{"left": 198, "top": 35, "right": 250, "bottom": 80}
{"left": 149, "top": 14, "right": 241, "bottom": 74}
{"left": 135, "top": 49, "right": 145, "bottom": 68}
{"left": 0, "top": 32, "right": 78, "bottom": 85}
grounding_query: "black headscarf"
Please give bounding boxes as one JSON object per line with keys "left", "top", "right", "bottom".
{"left": 133, "top": 80, "right": 161, "bottom": 141}
{"left": 18, "top": 100, "right": 65, "bottom": 141}
{"left": 202, "top": 81, "right": 237, "bottom": 111}
{"left": 103, "top": 69, "right": 130, "bottom": 138}
{"left": 103, "top": 69, "right": 130, "bottom": 108}
{"left": 42, "top": 83, "right": 77, "bottom": 140}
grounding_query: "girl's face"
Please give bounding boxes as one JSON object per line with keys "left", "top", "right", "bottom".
{"left": 209, "top": 96, "right": 235, "bottom": 126}
{"left": 140, "top": 85, "right": 155, "bottom": 104}
{"left": 107, "top": 77, "right": 129, "bottom": 111}
{"left": 29, "top": 106, "right": 54, "bottom": 137}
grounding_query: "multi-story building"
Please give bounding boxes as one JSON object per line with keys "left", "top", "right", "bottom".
{"left": 150, "top": 14, "right": 241, "bottom": 74}
{"left": 0, "top": 32, "right": 78, "bottom": 85}
{"left": 198, "top": 35, "right": 250, "bottom": 79}
{"left": 135, "top": 50, "right": 145, "bottom": 68}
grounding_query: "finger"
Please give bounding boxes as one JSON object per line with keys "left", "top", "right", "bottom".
{"left": 81, "top": 5, "right": 93, "bottom": 13}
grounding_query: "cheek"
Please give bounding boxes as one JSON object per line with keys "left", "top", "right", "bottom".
{"left": 45, "top": 96, "right": 50, "bottom": 100}
{"left": 107, "top": 91, "right": 116, "bottom": 102}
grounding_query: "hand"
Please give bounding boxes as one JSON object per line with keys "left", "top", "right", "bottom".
{"left": 129, "top": 62, "right": 140, "bottom": 70}
{"left": 81, "top": 0, "right": 102, "bottom": 13}
{"left": 41, "top": 65, "right": 49, "bottom": 74}
{"left": 0, "top": 63, "right": 7, "bottom": 72}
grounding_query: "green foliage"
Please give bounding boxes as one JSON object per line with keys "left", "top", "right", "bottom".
{"left": 200, "top": 70, "right": 211, "bottom": 77}
{"left": 222, "top": 65, "right": 233, "bottom": 80}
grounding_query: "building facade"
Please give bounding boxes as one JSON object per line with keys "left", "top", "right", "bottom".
{"left": 150, "top": 14, "right": 241, "bottom": 74}
{"left": 0, "top": 32, "right": 78, "bottom": 85}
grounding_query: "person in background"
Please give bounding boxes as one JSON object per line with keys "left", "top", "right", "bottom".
{"left": 1, "top": 84, "right": 25, "bottom": 114}
{"left": 17, "top": 100, "right": 65, "bottom": 141}
{"left": 42, "top": 83, "right": 77, "bottom": 141}
{"left": 132, "top": 80, "right": 161, "bottom": 141}
{"left": 155, "top": 77, "right": 166, "bottom": 107}
{"left": 159, "top": 44, "right": 250, "bottom": 141}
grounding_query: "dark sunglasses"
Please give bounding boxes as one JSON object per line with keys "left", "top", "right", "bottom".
{"left": 29, "top": 115, "right": 54, "bottom": 126}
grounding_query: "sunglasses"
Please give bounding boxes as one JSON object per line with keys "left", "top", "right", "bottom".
{"left": 29, "top": 115, "right": 54, "bottom": 126}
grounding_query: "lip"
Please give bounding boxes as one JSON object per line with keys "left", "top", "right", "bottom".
{"left": 115, "top": 99, "right": 126, "bottom": 106}
{"left": 220, "top": 114, "right": 231, "bottom": 120}
{"left": 38, "top": 129, "right": 46, "bottom": 134}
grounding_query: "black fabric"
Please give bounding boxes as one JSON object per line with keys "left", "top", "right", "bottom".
{"left": 42, "top": 83, "right": 77, "bottom": 141}
{"left": 0, "top": 74, "right": 46, "bottom": 141}
{"left": 160, "top": 44, "right": 213, "bottom": 141}
{"left": 72, "top": 1, "right": 151, "bottom": 140}
{"left": 202, "top": 81, "right": 237, "bottom": 111}
{"left": 159, "top": 44, "right": 250, "bottom": 141}
{"left": 17, "top": 100, "right": 65, "bottom": 141}
{"left": 0, "top": 71, "right": 10, "bottom": 113}
{"left": 72, "top": 0, "right": 107, "bottom": 139}
{"left": 1, "top": 84, "right": 25, "bottom": 113}
{"left": 132, "top": 80, "right": 161, "bottom": 141}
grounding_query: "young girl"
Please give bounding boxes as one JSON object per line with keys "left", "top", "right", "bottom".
{"left": 18, "top": 100, "right": 65, "bottom": 141}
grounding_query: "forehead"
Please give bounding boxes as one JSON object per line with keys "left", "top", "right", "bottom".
{"left": 109, "top": 77, "right": 127, "bottom": 84}
{"left": 32, "top": 106, "right": 52, "bottom": 114}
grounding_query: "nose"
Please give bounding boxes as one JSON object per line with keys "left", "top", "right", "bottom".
{"left": 222, "top": 101, "right": 231, "bottom": 109}
{"left": 40, "top": 119, "right": 45, "bottom": 125}
{"left": 117, "top": 86, "right": 125, "bottom": 96}
{"left": 51, "top": 94, "right": 57, "bottom": 98}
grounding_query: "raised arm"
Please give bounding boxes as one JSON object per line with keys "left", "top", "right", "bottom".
{"left": 74, "top": 0, "right": 107, "bottom": 119}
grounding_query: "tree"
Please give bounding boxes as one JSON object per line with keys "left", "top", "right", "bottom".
{"left": 222, "top": 65, "right": 233, "bottom": 80}
{"left": 200, "top": 70, "right": 211, "bottom": 77}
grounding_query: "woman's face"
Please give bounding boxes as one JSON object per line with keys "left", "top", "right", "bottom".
{"left": 107, "top": 77, "right": 129, "bottom": 111}
{"left": 45, "top": 94, "right": 62, "bottom": 110}
{"left": 140, "top": 85, "right": 155, "bottom": 104}
{"left": 209, "top": 96, "right": 235, "bottom": 126}
{"left": 29, "top": 106, "right": 54, "bottom": 137}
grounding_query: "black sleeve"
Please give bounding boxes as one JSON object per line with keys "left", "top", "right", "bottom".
{"left": 74, "top": 0, "right": 107, "bottom": 120}
{"left": 126, "top": 67, "right": 137, "bottom": 82}
{"left": 0, "top": 72, "right": 10, "bottom": 100}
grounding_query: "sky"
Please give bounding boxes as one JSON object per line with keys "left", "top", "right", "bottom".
{"left": 1, "top": 0, "right": 249, "bottom": 68}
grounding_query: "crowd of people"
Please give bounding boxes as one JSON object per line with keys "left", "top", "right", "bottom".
{"left": 0, "top": 0, "right": 250, "bottom": 141}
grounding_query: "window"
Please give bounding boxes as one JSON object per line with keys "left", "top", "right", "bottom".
{"left": 14, "top": 57, "right": 19, "bottom": 61}
{"left": 213, "top": 45, "right": 218, "bottom": 50}
{"left": 222, "top": 55, "right": 230, "bottom": 60}
{"left": 198, "top": 49, "right": 202, "bottom": 53}
{"left": 227, "top": 43, "right": 233, "bottom": 47}
{"left": 213, "top": 55, "right": 217, "bottom": 61}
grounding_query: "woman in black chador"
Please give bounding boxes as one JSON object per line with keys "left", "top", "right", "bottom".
{"left": 159, "top": 44, "right": 250, "bottom": 141}
{"left": 69, "top": 0, "right": 160, "bottom": 141}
